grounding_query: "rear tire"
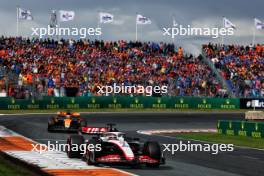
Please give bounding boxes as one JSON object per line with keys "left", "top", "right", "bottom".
{"left": 67, "top": 135, "right": 84, "bottom": 158}
{"left": 143, "top": 141, "right": 161, "bottom": 168}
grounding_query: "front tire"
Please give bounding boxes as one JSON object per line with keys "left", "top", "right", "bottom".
{"left": 67, "top": 135, "right": 84, "bottom": 158}
{"left": 143, "top": 141, "right": 161, "bottom": 168}
{"left": 86, "top": 150, "right": 97, "bottom": 165}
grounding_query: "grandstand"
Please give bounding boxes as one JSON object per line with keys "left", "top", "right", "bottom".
{"left": 203, "top": 43, "right": 264, "bottom": 98}
{"left": 0, "top": 36, "right": 263, "bottom": 98}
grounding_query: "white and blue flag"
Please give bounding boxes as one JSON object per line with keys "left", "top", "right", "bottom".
{"left": 136, "top": 14, "right": 151, "bottom": 25}
{"left": 18, "top": 8, "right": 33, "bottom": 20}
{"left": 223, "top": 17, "right": 236, "bottom": 29}
{"left": 254, "top": 18, "right": 264, "bottom": 30}
{"left": 59, "top": 10, "right": 75, "bottom": 22}
{"left": 99, "top": 12, "right": 114, "bottom": 23}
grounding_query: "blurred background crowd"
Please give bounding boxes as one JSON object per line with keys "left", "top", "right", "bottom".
{"left": 0, "top": 36, "right": 262, "bottom": 98}
{"left": 203, "top": 43, "right": 264, "bottom": 98}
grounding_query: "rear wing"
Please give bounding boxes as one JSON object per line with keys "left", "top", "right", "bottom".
{"left": 81, "top": 126, "right": 109, "bottom": 134}
{"left": 80, "top": 124, "right": 118, "bottom": 134}
{"left": 56, "top": 111, "right": 80, "bottom": 117}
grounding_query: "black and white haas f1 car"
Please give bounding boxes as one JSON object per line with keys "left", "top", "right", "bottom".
{"left": 66, "top": 124, "right": 165, "bottom": 167}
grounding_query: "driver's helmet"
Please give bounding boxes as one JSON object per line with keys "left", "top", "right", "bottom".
{"left": 106, "top": 133, "right": 117, "bottom": 140}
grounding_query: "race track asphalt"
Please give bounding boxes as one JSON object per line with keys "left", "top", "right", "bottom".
{"left": 0, "top": 112, "right": 264, "bottom": 176}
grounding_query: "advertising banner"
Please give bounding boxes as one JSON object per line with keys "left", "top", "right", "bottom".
{"left": 240, "top": 98, "right": 264, "bottom": 109}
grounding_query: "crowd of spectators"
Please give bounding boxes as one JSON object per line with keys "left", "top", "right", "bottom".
{"left": 203, "top": 43, "right": 264, "bottom": 97}
{"left": 0, "top": 36, "right": 222, "bottom": 98}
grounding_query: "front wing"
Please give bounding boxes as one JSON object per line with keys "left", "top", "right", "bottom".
{"left": 95, "top": 154, "right": 165, "bottom": 165}
{"left": 48, "top": 124, "right": 80, "bottom": 132}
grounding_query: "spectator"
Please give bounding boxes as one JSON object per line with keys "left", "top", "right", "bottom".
{"left": 0, "top": 36, "right": 222, "bottom": 97}
{"left": 203, "top": 43, "right": 264, "bottom": 97}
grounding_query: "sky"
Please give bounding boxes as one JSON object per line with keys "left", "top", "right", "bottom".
{"left": 0, "top": 0, "right": 263, "bottom": 55}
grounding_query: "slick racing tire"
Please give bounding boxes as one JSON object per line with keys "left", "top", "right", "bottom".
{"left": 86, "top": 139, "right": 99, "bottom": 165}
{"left": 67, "top": 135, "right": 84, "bottom": 158}
{"left": 80, "top": 120, "right": 87, "bottom": 127}
{"left": 47, "top": 117, "right": 55, "bottom": 132}
{"left": 143, "top": 141, "right": 161, "bottom": 168}
{"left": 78, "top": 120, "right": 87, "bottom": 133}
{"left": 86, "top": 150, "right": 97, "bottom": 165}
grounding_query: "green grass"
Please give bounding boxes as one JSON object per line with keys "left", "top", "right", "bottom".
{"left": 0, "top": 108, "right": 248, "bottom": 114}
{"left": 169, "top": 132, "right": 264, "bottom": 149}
{"left": 0, "top": 155, "right": 37, "bottom": 176}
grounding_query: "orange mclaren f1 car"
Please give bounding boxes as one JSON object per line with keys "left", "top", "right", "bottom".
{"left": 48, "top": 111, "right": 87, "bottom": 132}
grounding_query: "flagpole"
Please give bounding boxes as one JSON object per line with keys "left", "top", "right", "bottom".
{"left": 97, "top": 11, "right": 100, "bottom": 41}
{"left": 97, "top": 20, "right": 100, "bottom": 40}
{"left": 136, "top": 12, "right": 138, "bottom": 41}
{"left": 57, "top": 11, "right": 60, "bottom": 41}
{"left": 253, "top": 26, "right": 256, "bottom": 46}
{"left": 136, "top": 21, "right": 138, "bottom": 41}
{"left": 16, "top": 6, "right": 19, "bottom": 37}
{"left": 50, "top": 10, "right": 58, "bottom": 41}
{"left": 55, "top": 10, "right": 61, "bottom": 42}
{"left": 221, "top": 17, "right": 224, "bottom": 45}
{"left": 252, "top": 19, "right": 256, "bottom": 46}
{"left": 140, "top": 23, "right": 143, "bottom": 41}
{"left": 172, "top": 15, "right": 175, "bottom": 45}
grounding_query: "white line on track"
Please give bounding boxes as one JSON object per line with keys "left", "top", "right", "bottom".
{"left": 137, "top": 130, "right": 264, "bottom": 152}
{"left": 242, "top": 156, "right": 260, "bottom": 160}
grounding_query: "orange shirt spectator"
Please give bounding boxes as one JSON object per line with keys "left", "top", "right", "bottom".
{"left": 27, "top": 74, "right": 33, "bottom": 84}
{"left": 178, "top": 47, "right": 183, "bottom": 58}
{"left": 47, "top": 87, "right": 54, "bottom": 96}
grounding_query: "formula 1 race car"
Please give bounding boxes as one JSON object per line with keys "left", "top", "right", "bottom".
{"left": 66, "top": 124, "right": 165, "bottom": 167}
{"left": 47, "top": 111, "right": 87, "bottom": 132}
